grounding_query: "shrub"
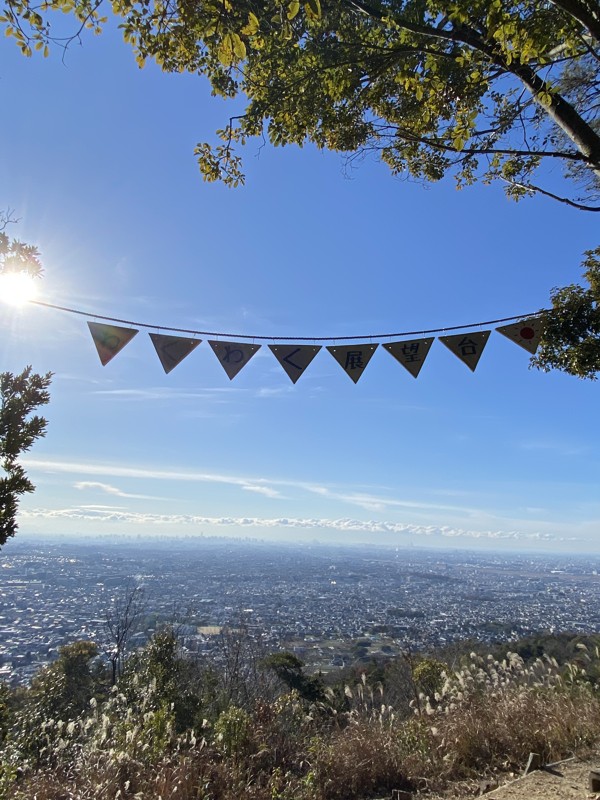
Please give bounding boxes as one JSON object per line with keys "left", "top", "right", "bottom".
{"left": 6, "top": 645, "right": 600, "bottom": 799}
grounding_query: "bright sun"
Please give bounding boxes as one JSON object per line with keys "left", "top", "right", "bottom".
{"left": 0, "top": 271, "right": 38, "bottom": 306}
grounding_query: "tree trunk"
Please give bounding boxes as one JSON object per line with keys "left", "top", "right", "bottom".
{"left": 549, "top": 0, "right": 600, "bottom": 44}
{"left": 511, "top": 62, "right": 600, "bottom": 178}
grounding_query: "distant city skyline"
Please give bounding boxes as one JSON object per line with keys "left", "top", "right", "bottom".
{"left": 1, "top": 23, "right": 598, "bottom": 554}
{"left": 14, "top": 516, "right": 591, "bottom": 555}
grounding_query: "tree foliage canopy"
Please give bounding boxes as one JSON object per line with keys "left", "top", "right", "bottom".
{"left": 262, "top": 651, "right": 326, "bottom": 701}
{"left": 2, "top": 6, "right": 599, "bottom": 375}
{"left": 0, "top": 367, "right": 51, "bottom": 546}
{"left": 0, "top": 229, "right": 43, "bottom": 277}
{"left": 2, "top": 0, "right": 599, "bottom": 206}
{"left": 0, "top": 219, "right": 51, "bottom": 546}
{"left": 533, "top": 245, "right": 600, "bottom": 378}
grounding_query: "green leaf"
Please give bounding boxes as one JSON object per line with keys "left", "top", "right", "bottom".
{"left": 287, "top": 0, "right": 300, "bottom": 20}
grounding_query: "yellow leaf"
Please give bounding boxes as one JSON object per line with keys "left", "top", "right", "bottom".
{"left": 241, "top": 11, "right": 259, "bottom": 36}
{"left": 218, "top": 46, "right": 232, "bottom": 66}
{"left": 218, "top": 32, "right": 240, "bottom": 66}
{"left": 305, "top": 0, "right": 320, "bottom": 19}
{"left": 232, "top": 32, "right": 246, "bottom": 60}
{"left": 287, "top": 0, "right": 299, "bottom": 19}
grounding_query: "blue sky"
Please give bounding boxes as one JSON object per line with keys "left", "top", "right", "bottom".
{"left": 1, "top": 25, "right": 598, "bottom": 552}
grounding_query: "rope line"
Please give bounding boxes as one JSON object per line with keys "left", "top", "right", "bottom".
{"left": 30, "top": 299, "right": 547, "bottom": 342}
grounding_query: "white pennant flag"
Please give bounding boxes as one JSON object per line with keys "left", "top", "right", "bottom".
{"left": 439, "top": 331, "right": 490, "bottom": 372}
{"left": 269, "top": 344, "right": 321, "bottom": 384}
{"left": 149, "top": 333, "right": 201, "bottom": 374}
{"left": 383, "top": 337, "right": 434, "bottom": 378}
{"left": 208, "top": 340, "right": 260, "bottom": 380}
{"left": 88, "top": 322, "right": 138, "bottom": 366}
{"left": 327, "top": 343, "right": 378, "bottom": 383}
{"left": 496, "top": 316, "right": 545, "bottom": 354}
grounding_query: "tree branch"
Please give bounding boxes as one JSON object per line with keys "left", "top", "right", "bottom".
{"left": 0, "top": 209, "right": 19, "bottom": 232}
{"left": 501, "top": 176, "right": 600, "bottom": 210}
{"left": 374, "top": 125, "right": 589, "bottom": 162}
{"left": 548, "top": 0, "right": 600, "bottom": 44}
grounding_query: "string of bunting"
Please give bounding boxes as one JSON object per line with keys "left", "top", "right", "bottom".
{"left": 31, "top": 300, "right": 547, "bottom": 384}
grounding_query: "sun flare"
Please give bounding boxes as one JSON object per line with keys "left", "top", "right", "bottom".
{"left": 0, "top": 271, "right": 38, "bottom": 306}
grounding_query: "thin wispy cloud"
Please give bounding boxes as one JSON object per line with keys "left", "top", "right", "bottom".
{"left": 242, "top": 485, "right": 282, "bottom": 498}
{"left": 74, "top": 481, "right": 161, "bottom": 501}
{"left": 92, "top": 387, "right": 238, "bottom": 402}
{"left": 23, "top": 457, "right": 480, "bottom": 515}
{"left": 55, "top": 374, "right": 107, "bottom": 386}
{"left": 21, "top": 457, "right": 505, "bottom": 517}
{"left": 255, "top": 386, "right": 293, "bottom": 398}
{"left": 24, "top": 458, "right": 274, "bottom": 488}
{"left": 26, "top": 458, "right": 288, "bottom": 502}
{"left": 78, "top": 504, "right": 127, "bottom": 510}
{"left": 519, "top": 439, "right": 590, "bottom": 457}
{"left": 304, "top": 485, "right": 481, "bottom": 515}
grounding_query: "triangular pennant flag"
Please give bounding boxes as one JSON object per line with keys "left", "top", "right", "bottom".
{"left": 326, "top": 343, "right": 378, "bottom": 383}
{"left": 269, "top": 344, "right": 321, "bottom": 384}
{"left": 383, "top": 337, "right": 435, "bottom": 378}
{"left": 88, "top": 322, "right": 138, "bottom": 366}
{"left": 149, "top": 333, "right": 201, "bottom": 374}
{"left": 208, "top": 340, "right": 260, "bottom": 380}
{"left": 496, "top": 316, "right": 545, "bottom": 355}
{"left": 439, "top": 331, "right": 490, "bottom": 372}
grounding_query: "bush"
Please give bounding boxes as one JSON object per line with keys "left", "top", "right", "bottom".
{"left": 6, "top": 643, "right": 600, "bottom": 799}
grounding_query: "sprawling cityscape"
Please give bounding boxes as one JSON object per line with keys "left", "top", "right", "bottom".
{"left": 2, "top": 536, "right": 600, "bottom": 685}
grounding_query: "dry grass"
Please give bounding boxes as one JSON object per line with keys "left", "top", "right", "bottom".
{"left": 8, "top": 652, "right": 600, "bottom": 800}
{"left": 308, "top": 717, "right": 421, "bottom": 799}
{"left": 410, "top": 651, "right": 600, "bottom": 788}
